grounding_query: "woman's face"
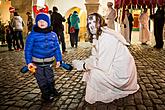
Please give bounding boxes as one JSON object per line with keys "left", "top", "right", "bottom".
{"left": 37, "top": 20, "right": 48, "bottom": 29}
{"left": 87, "top": 15, "right": 97, "bottom": 35}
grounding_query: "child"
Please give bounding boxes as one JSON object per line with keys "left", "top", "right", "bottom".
{"left": 24, "top": 13, "right": 62, "bottom": 102}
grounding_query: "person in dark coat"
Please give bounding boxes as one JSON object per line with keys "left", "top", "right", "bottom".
{"left": 0, "top": 21, "right": 6, "bottom": 45}
{"left": 5, "top": 21, "right": 14, "bottom": 51}
{"left": 51, "top": 6, "right": 67, "bottom": 54}
{"left": 150, "top": 7, "right": 164, "bottom": 49}
{"left": 126, "top": 9, "right": 134, "bottom": 43}
{"left": 67, "top": 14, "right": 73, "bottom": 47}
{"left": 26, "top": 12, "right": 33, "bottom": 33}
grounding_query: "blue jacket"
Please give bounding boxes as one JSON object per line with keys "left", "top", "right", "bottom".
{"left": 25, "top": 28, "right": 62, "bottom": 64}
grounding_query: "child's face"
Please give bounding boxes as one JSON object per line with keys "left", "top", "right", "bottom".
{"left": 37, "top": 20, "right": 48, "bottom": 29}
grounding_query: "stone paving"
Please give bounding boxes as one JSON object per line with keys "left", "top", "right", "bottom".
{"left": 0, "top": 42, "right": 165, "bottom": 110}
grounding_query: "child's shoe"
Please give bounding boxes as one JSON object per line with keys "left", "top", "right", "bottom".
{"left": 41, "top": 94, "right": 54, "bottom": 102}
{"left": 52, "top": 90, "right": 62, "bottom": 97}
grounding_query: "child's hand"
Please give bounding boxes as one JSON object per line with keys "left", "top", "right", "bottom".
{"left": 56, "top": 61, "right": 61, "bottom": 68}
{"left": 28, "top": 63, "right": 37, "bottom": 73}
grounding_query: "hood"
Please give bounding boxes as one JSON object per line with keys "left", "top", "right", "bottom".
{"left": 101, "top": 26, "right": 130, "bottom": 45}
{"left": 72, "top": 13, "right": 78, "bottom": 16}
{"left": 35, "top": 13, "right": 51, "bottom": 27}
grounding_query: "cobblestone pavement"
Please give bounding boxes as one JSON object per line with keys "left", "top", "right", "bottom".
{"left": 0, "top": 43, "right": 165, "bottom": 110}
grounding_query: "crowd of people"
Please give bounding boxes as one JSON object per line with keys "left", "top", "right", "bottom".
{"left": 1, "top": 3, "right": 164, "bottom": 52}
{"left": 104, "top": 2, "right": 164, "bottom": 49}
{"left": 0, "top": 12, "right": 25, "bottom": 51}
{"left": 1, "top": 6, "right": 81, "bottom": 53}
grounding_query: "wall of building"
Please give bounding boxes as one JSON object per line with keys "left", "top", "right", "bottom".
{"left": 0, "top": 1, "right": 11, "bottom": 24}
{"left": 46, "top": 0, "right": 87, "bottom": 16}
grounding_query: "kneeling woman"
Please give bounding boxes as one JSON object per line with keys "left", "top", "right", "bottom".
{"left": 72, "top": 13, "right": 139, "bottom": 104}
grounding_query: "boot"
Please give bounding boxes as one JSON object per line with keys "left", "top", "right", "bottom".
{"left": 40, "top": 85, "right": 54, "bottom": 102}
{"left": 49, "top": 82, "right": 61, "bottom": 97}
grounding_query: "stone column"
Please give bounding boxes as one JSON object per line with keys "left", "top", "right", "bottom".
{"left": 85, "top": 0, "right": 100, "bottom": 15}
{"left": 11, "top": 0, "right": 32, "bottom": 16}
{"left": 164, "top": 8, "right": 165, "bottom": 40}
{"left": 163, "top": 25, "right": 165, "bottom": 40}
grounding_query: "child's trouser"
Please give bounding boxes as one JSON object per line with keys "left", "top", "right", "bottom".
{"left": 34, "top": 64, "right": 58, "bottom": 100}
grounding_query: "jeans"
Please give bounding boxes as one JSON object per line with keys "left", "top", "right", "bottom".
{"left": 13, "top": 31, "right": 24, "bottom": 49}
{"left": 71, "top": 29, "right": 79, "bottom": 48}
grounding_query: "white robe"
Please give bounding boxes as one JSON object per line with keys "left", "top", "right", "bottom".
{"left": 121, "top": 14, "right": 130, "bottom": 43}
{"left": 83, "top": 27, "right": 139, "bottom": 104}
{"left": 139, "top": 12, "right": 150, "bottom": 43}
{"left": 105, "top": 8, "right": 116, "bottom": 30}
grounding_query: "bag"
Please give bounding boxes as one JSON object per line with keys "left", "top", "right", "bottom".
{"left": 70, "top": 26, "right": 75, "bottom": 33}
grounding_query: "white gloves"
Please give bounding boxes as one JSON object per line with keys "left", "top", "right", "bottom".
{"left": 84, "top": 56, "right": 95, "bottom": 70}
{"left": 72, "top": 57, "right": 96, "bottom": 71}
{"left": 72, "top": 60, "right": 85, "bottom": 71}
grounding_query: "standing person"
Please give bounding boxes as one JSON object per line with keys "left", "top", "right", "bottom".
{"left": 67, "top": 14, "right": 73, "bottom": 47}
{"left": 0, "top": 21, "right": 6, "bottom": 45}
{"left": 5, "top": 21, "right": 14, "bottom": 51}
{"left": 139, "top": 8, "right": 150, "bottom": 45}
{"left": 24, "top": 13, "right": 62, "bottom": 102}
{"left": 126, "top": 9, "right": 134, "bottom": 43}
{"left": 26, "top": 12, "right": 33, "bottom": 34}
{"left": 150, "top": 7, "right": 164, "bottom": 49}
{"left": 51, "top": 6, "right": 67, "bottom": 54}
{"left": 11, "top": 12, "right": 25, "bottom": 50}
{"left": 48, "top": 10, "right": 52, "bottom": 18}
{"left": 70, "top": 11, "right": 80, "bottom": 48}
{"left": 72, "top": 13, "right": 139, "bottom": 104}
{"left": 105, "top": 2, "right": 116, "bottom": 30}
{"left": 121, "top": 10, "right": 130, "bottom": 44}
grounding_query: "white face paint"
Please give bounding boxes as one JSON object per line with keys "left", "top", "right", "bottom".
{"left": 88, "top": 15, "right": 97, "bottom": 35}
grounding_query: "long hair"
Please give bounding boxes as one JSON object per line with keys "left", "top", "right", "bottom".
{"left": 87, "top": 13, "right": 106, "bottom": 43}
